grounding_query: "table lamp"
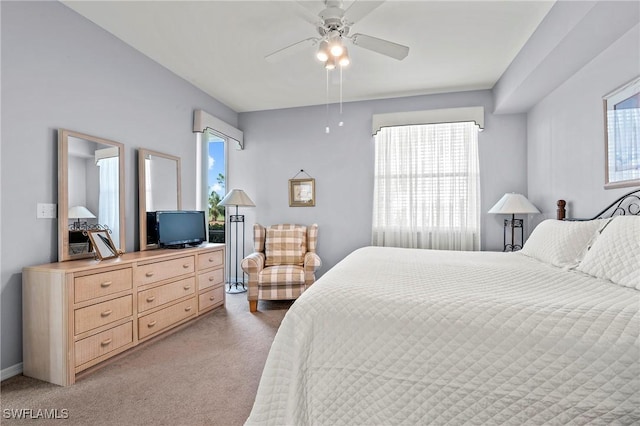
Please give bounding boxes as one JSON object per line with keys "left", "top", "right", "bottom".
{"left": 488, "top": 193, "right": 540, "bottom": 251}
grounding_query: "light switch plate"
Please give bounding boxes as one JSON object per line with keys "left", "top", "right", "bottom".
{"left": 37, "top": 203, "right": 57, "bottom": 219}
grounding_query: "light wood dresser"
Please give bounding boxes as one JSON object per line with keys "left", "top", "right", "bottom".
{"left": 22, "top": 243, "right": 225, "bottom": 386}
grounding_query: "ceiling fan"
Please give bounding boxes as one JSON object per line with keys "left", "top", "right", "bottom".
{"left": 265, "top": 0, "right": 410, "bottom": 65}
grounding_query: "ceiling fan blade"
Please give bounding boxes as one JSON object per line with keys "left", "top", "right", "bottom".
{"left": 277, "top": 1, "right": 322, "bottom": 25}
{"left": 351, "top": 33, "right": 409, "bottom": 60}
{"left": 343, "top": 0, "right": 385, "bottom": 24}
{"left": 265, "top": 38, "right": 319, "bottom": 63}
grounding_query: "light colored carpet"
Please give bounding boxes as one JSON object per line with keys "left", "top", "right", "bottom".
{"left": 1, "top": 293, "right": 292, "bottom": 425}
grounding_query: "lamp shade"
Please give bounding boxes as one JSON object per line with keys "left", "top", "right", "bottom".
{"left": 488, "top": 193, "right": 540, "bottom": 215}
{"left": 316, "top": 40, "right": 329, "bottom": 62}
{"left": 218, "top": 189, "right": 255, "bottom": 207}
{"left": 68, "top": 205, "right": 96, "bottom": 219}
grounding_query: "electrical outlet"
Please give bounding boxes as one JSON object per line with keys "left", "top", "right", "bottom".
{"left": 37, "top": 203, "right": 57, "bottom": 219}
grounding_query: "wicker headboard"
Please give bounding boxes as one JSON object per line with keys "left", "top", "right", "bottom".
{"left": 557, "top": 188, "right": 640, "bottom": 220}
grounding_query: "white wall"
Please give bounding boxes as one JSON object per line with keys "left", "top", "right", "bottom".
{"left": 236, "top": 90, "right": 528, "bottom": 276}
{"left": 0, "top": 1, "right": 237, "bottom": 372}
{"left": 527, "top": 24, "right": 640, "bottom": 220}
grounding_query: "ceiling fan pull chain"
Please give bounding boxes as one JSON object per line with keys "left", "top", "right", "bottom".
{"left": 339, "top": 66, "right": 344, "bottom": 127}
{"left": 326, "top": 68, "right": 330, "bottom": 134}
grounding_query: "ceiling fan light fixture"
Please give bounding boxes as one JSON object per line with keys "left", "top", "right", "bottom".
{"left": 327, "top": 30, "right": 344, "bottom": 57}
{"left": 316, "top": 40, "right": 329, "bottom": 62}
{"left": 263, "top": 0, "right": 410, "bottom": 133}
{"left": 338, "top": 48, "right": 350, "bottom": 67}
{"left": 324, "top": 56, "right": 336, "bottom": 70}
{"left": 330, "top": 39, "right": 344, "bottom": 57}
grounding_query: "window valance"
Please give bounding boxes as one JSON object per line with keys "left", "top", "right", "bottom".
{"left": 372, "top": 106, "right": 484, "bottom": 135}
{"left": 193, "top": 109, "right": 244, "bottom": 150}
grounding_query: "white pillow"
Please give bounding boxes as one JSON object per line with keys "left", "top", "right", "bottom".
{"left": 520, "top": 219, "right": 607, "bottom": 267}
{"left": 576, "top": 215, "right": 640, "bottom": 290}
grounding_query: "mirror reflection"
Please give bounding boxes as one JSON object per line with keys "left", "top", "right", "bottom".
{"left": 59, "top": 129, "right": 125, "bottom": 261}
{"left": 138, "top": 149, "right": 181, "bottom": 250}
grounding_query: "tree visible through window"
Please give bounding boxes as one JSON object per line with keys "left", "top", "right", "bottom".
{"left": 372, "top": 121, "right": 480, "bottom": 251}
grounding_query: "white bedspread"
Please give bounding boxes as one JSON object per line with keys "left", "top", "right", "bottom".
{"left": 246, "top": 247, "right": 640, "bottom": 425}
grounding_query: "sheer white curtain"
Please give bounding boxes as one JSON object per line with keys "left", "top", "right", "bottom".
{"left": 98, "top": 157, "right": 120, "bottom": 246}
{"left": 372, "top": 122, "right": 480, "bottom": 251}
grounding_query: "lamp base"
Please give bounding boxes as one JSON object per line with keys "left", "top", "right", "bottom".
{"left": 502, "top": 217, "right": 524, "bottom": 252}
{"left": 225, "top": 280, "right": 247, "bottom": 294}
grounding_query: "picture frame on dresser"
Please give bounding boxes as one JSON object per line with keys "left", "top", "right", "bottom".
{"left": 87, "top": 230, "right": 119, "bottom": 260}
{"left": 604, "top": 76, "right": 640, "bottom": 189}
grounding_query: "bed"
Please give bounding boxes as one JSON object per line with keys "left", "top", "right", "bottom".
{"left": 246, "top": 191, "right": 640, "bottom": 425}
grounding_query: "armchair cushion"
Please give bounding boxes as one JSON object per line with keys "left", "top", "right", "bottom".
{"left": 258, "top": 265, "right": 305, "bottom": 286}
{"left": 265, "top": 227, "right": 306, "bottom": 266}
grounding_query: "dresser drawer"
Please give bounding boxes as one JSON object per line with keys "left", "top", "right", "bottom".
{"left": 199, "top": 286, "right": 224, "bottom": 312}
{"left": 138, "top": 297, "right": 197, "bottom": 340}
{"left": 138, "top": 277, "right": 195, "bottom": 313}
{"left": 75, "top": 321, "right": 133, "bottom": 367}
{"left": 136, "top": 256, "right": 195, "bottom": 286}
{"left": 74, "top": 268, "right": 132, "bottom": 303}
{"left": 198, "top": 268, "right": 224, "bottom": 291}
{"left": 198, "top": 249, "right": 224, "bottom": 270}
{"left": 74, "top": 295, "right": 133, "bottom": 335}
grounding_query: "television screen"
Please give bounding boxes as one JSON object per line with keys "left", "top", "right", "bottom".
{"left": 154, "top": 210, "right": 206, "bottom": 248}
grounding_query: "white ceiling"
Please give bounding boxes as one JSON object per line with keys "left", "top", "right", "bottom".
{"left": 62, "top": 0, "right": 555, "bottom": 113}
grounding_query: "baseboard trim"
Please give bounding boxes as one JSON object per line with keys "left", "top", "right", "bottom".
{"left": 1, "top": 363, "right": 23, "bottom": 381}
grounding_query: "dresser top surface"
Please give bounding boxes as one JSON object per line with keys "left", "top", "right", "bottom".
{"left": 25, "top": 243, "right": 225, "bottom": 273}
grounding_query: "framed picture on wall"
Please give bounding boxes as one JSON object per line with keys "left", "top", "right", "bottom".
{"left": 603, "top": 76, "right": 640, "bottom": 189}
{"left": 289, "top": 178, "right": 315, "bottom": 207}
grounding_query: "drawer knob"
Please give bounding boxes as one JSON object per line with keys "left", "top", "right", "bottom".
{"left": 101, "top": 338, "right": 112, "bottom": 346}
{"left": 101, "top": 309, "right": 113, "bottom": 317}
{"left": 182, "top": 264, "right": 190, "bottom": 269}
{"left": 185, "top": 306, "right": 192, "bottom": 312}
{"left": 100, "top": 281, "right": 112, "bottom": 288}
{"left": 209, "top": 276, "right": 214, "bottom": 282}
{"left": 209, "top": 296, "right": 215, "bottom": 301}
{"left": 183, "top": 285, "right": 191, "bottom": 290}
{"left": 208, "top": 257, "right": 214, "bottom": 263}
{"left": 147, "top": 320, "right": 157, "bottom": 328}
{"left": 146, "top": 296, "right": 156, "bottom": 303}
{"left": 145, "top": 272, "right": 154, "bottom": 278}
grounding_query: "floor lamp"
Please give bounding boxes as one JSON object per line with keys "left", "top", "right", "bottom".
{"left": 488, "top": 193, "right": 540, "bottom": 251}
{"left": 218, "top": 189, "right": 255, "bottom": 293}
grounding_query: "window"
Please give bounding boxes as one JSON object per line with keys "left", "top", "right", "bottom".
{"left": 206, "top": 132, "right": 226, "bottom": 243}
{"left": 372, "top": 121, "right": 480, "bottom": 251}
{"left": 197, "top": 129, "right": 227, "bottom": 243}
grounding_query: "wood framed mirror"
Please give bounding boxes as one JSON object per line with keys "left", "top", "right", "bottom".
{"left": 138, "top": 149, "right": 181, "bottom": 250}
{"left": 58, "top": 129, "right": 125, "bottom": 261}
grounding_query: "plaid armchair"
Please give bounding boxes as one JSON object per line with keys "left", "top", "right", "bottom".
{"left": 241, "top": 224, "right": 321, "bottom": 312}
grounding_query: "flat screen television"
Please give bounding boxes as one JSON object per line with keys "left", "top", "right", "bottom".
{"left": 151, "top": 210, "right": 207, "bottom": 248}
